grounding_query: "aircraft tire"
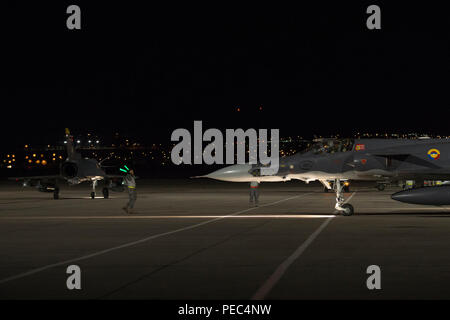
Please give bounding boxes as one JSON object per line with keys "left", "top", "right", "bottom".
{"left": 102, "top": 187, "right": 109, "bottom": 199}
{"left": 376, "top": 184, "right": 386, "bottom": 191}
{"left": 341, "top": 203, "right": 354, "bottom": 216}
{"left": 90, "top": 192, "right": 95, "bottom": 199}
{"left": 53, "top": 188, "right": 59, "bottom": 200}
{"left": 343, "top": 186, "right": 350, "bottom": 193}
{"left": 323, "top": 187, "right": 329, "bottom": 193}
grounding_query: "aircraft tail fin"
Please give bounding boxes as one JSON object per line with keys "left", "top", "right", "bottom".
{"left": 65, "top": 128, "right": 78, "bottom": 160}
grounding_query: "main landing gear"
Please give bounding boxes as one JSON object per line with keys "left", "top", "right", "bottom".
{"left": 53, "top": 186, "right": 60, "bottom": 200}
{"left": 334, "top": 179, "right": 354, "bottom": 216}
{"left": 102, "top": 179, "right": 110, "bottom": 199}
{"left": 91, "top": 180, "right": 110, "bottom": 199}
{"left": 102, "top": 187, "right": 109, "bottom": 199}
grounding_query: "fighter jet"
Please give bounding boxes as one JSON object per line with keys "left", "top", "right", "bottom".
{"left": 202, "top": 138, "right": 450, "bottom": 216}
{"left": 10, "top": 129, "right": 125, "bottom": 199}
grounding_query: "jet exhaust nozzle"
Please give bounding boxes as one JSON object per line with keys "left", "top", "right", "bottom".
{"left": 391, "top": 186, "right": 450, "bottom": 205}
{"left": 61, "top": 162, "right": 78, "bottom": 179}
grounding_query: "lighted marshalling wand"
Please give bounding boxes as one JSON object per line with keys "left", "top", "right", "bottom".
{"left": 119, "top": 165, "right": 130, "bottom": 173}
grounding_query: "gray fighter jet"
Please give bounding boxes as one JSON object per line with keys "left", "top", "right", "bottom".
{"left": 10, "top": 128, "right": 125, "bottom": 199}
{"left": 203, "top": 138, "right": 450, "bottom": 216}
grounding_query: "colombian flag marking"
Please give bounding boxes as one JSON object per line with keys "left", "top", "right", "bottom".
{"left": 428, "top": 148, "right": 440, "bottom": 160}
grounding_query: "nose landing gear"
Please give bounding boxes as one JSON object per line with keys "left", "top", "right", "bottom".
{"left": 334, "top": 179, "right": 354, "bottom": 216}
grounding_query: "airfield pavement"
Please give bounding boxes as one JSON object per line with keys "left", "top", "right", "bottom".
{"left": 1, "top": 179, "right": 450, "bottom": 299}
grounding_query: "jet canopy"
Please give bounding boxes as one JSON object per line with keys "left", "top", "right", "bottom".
{"left": 302, "top": 138, "right": 354, "bottom": 155}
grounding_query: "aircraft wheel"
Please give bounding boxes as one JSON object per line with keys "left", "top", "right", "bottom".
{"left": 53, "top": 188, "right": 59, "bottom": 200}
{"left": 90, "top": 192, "right": 95, "bottom": 199}
{"left": 376, "top": 184, "right": 385, "bottom": 191}
{"left": 343, "top": 185, "right": 350, "bottom": 193}
{"left": 341, "top": 203, "right": 354, "bottom": 216}
{"left": 323, "top": 187, "right": 329, "bottom": 193}
{"left": 102, "top": 187, "right": 109, "bottom": 199}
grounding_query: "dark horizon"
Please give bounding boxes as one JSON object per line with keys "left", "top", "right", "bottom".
{"left": 2, "top": 3, "right": 450, "bottom": 149}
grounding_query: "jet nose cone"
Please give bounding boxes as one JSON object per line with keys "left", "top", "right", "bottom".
{"left": 205, "top": 164, "right": 253, "bottom": 182}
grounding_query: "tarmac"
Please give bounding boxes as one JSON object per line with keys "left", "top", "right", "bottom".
{"left": 1, "top": 179, "right": 450, "bottom": 299}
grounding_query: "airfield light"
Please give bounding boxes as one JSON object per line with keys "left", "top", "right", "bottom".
{"left": 119, "top": 168, "right": 128, "bottom": 173}
{"left": 124, "top": 165, "right": 129, "bottom": 171}
{"left": 36, "top": 160, "right": 40, "bottom": 164}
{"left": 77, "top": 140, "right": 81, "bottom": 143}
{"left": 28, "top": 160, "right": 32, "bottom": 163}
{"left": 6, "top": 155, "right": 9, "bottom": 158}
{"left": 41, "top": 160, "right": 47, "bottom": 165}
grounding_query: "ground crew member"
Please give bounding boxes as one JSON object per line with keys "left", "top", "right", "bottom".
{"left": 122, "top": 169, "right": 137, "bottom": 214}
{"left": 249, "top": 181, "right": 259, "bottom": 206}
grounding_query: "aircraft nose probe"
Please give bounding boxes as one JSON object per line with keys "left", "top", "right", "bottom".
{"left": 193, "top": 164, "right": 254, "bottom": 182}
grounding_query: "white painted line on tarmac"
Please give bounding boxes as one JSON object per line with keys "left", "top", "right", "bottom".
{"left": 0, "top": 214, "right": 335, "bottom": 220}
{"left": 252, "top": 192, "right": 356, "bottom": 300}
{"left": 251, "top": 217, "right": 334, "bottom": 300}
{"left": 0, "top": 193, "right": 312, "bottom": 285}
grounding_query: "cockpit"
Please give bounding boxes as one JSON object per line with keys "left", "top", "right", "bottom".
{"left": 302, "top": 139, "right": 354, "bottom": 155}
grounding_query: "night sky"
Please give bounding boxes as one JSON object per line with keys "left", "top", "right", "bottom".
{"left": 2, "top": 3, "right": 449, "bottom": 148}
